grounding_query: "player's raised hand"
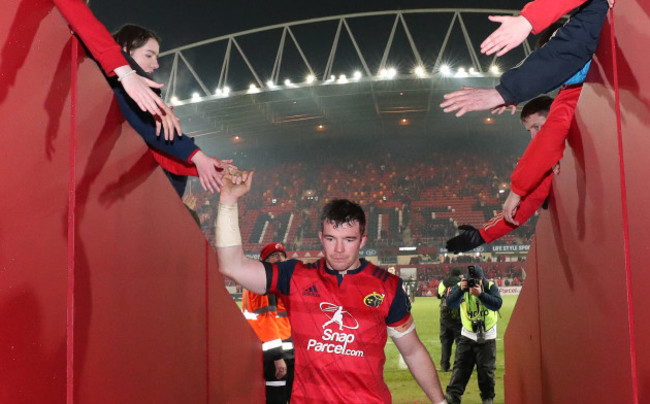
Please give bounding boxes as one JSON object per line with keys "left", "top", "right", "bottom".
{"left": 219, "top": 166, "right": 253, "bottom": 205}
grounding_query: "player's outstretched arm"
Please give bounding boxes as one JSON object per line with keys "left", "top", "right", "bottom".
{"left": 393, "top": 328, "right": 447, "bottom": 404}
{"left": 215, "top": 168, "right": 266, "bottom": 294}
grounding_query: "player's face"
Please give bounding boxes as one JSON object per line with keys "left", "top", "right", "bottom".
{"left": 129, "top": 38, "right": 160, "bottom": 74}
{"left": 319, "top": 220, "right": 367, "bottom": 272}
{"left": 522, "top": 112, "right": 547, "bottom": 139}
{"left": 264, "top": 251, "right": 286, "bottom": 264}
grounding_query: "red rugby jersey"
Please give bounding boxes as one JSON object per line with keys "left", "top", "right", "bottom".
{"left": 266, "top": 258, "right": 411, "bottom": 404}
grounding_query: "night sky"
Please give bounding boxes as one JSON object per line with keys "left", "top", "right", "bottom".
{"left": 90, "top": 0, "right": 528, "bottom": 51}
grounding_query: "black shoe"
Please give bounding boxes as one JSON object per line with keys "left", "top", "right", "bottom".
{"left": 445, "top": 394, "right": 460, "bottom": 404}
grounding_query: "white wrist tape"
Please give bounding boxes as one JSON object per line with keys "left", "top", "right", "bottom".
{"left": 387, "top": 321, "right": 416, "bottom": 339}
{"left": 215, "top": 203, "right": 242, "bottom": 247}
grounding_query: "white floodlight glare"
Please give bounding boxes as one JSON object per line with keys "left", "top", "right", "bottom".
{"left": 398, "top": 246, "right": 417, "bottom": 252}
{"left": 191, "top": 92, "right": 201, "bottom": 102}
{"left": 284, "top": 79, "right": 297, "bottom": 87}
{"left": 353, "top": 71, "right": 362, "bottom": 80}
{"left": 306, "top": 74, "right": 315, "bottom": 84}
{"left": 247, "top": 84, "right": 260, "bottom": 94}
{"left": 170, "top": 96, "right": 180, "bottom": 105}
{"left": 379, "top": 68, "right": 388, "bottom": 78}
{"left": 469, "top": 67, "right": 478, "bottom": 75}
{"left": 337, "top": 74, "right": 348, "bottom": 84}
{"left": 266, "top": 80, "right": 276, "bottom": 88}
{"left": 414, "top": 66, "right": 426, "bottom": 78}
{"left": 386, "top": 68, "right": 397, "bottom": 79}
{"left": 455, "top": 67, "right": 468, "bottom": 77}
{"left": 222, "top": 86, "right": 231, "bottom": 96}
{"left": 215, "top": 88, "right": 222, "bottom": 96}
{"left": 440, "top": 64, "right": 452, "bottom": 76}
{"left": 490, "top": 65, "right": 501, "bottom": 75}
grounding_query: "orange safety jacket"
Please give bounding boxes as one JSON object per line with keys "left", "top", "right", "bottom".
{"left": 242, "top": 290, "right": 293, "bottom": 356}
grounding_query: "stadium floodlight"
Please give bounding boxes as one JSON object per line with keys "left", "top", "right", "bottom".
{"left": 337, "top": 74, "right": 348, "bottom": 84}
{"left": 266, "top": 80, "right": 277, "bottom": 89}
{"left": 191, "top": 92, "right": 201, "bottom": 102}
{"left": 490, "top": 65, "right": 501, "bottom": 75}
{"left": 378, "top": 68, "right": 388, "bottom": 78}
{"left": 455, "top": 67, "right": 468, "bottom": 77}
{"left": 306, "top": 74, "right": 315, "bottom": 84}
{"left": 223, "top": 86, "right": 231, "bottom": 96}
{"left": 247, "top": 84, "right": 260, "bottom": 94}
{"left": 284, "top": 79, "right": 293, "bottom": 86}
{"left": 414, "top": 66, "right": 426, "bottom": 78}
{"left": 439, "top": 64, "right": 452, "bottom": 76}
{"left": 353, "top": 71, "right": 362, "bottom": 80}
{"left": 170, "top": 96, "right": 180, "bottom": 105}
{"left": 386, "top": 68, "right": 397, "bottom": 79}
{"left": 215, "top": 88, "right": 222, "bottom": 96}
{"left": 469, "top": 67, "right": 478, "bottom": 75}
{"left": 398, "top": 246, "right": 417, "bottom": 251}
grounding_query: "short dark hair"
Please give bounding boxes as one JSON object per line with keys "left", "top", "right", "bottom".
{"left": 320, "top": 199, "right": 366, "bottom": 235}
{"left": 112, "top": 24, "right": 161, "bottom": 54}
{"left": 521, "top": 96, "right": 554, "bottom": 121}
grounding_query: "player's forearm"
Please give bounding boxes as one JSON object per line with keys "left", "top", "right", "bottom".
{"left": 396, "top": 334, "right": 446, "bottom": 404}
{"left": 215, "top": 202, "right": 267, "bottom": 294}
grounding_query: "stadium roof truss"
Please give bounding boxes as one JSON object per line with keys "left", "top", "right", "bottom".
{"left": 157, "top": 9, "right": 539, "bottom": 151}
{"left": 159, "top": 9, "right": 531, "bottom": 104}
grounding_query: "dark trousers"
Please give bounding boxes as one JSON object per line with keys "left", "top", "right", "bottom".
{"left": 440, "top": 319, "right": 462, "bottom": 371}
{"left": 446, "top": 335, "right": 496, "bottom": 403}
{"left": 263, "top": 355, "right": 294, "bottom": 404}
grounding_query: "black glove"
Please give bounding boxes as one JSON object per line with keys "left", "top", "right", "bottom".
{"left": 445, "top": 225, "right": 485, "bottom": 253}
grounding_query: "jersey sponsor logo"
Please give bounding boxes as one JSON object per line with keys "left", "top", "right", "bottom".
{"left": 303, "top": 284, "right": 320, "bottom": 297}
{"left": 363, "top": 292, "right": 385, "bottom": 307}
{"left": 305, "top": 303, "right": 364, "bottom": 357}
{"left": 320, "top": 303, "right": 359, "bottom": 330}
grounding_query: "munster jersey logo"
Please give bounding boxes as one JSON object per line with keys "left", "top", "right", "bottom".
{"left": 363, "top": 292, "right": 385, "bottom": 307}
{"left": 319, "top": 303, "right": 359, "bottom": 331}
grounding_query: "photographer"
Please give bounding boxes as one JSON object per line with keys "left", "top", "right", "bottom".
{"left": 444, "top": 266, "right": 503, "bottom": 404}
{"left": 436, "top": 269, "right": 463, "bottom": 372}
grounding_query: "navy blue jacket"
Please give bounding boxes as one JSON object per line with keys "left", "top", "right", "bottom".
{"left": 496, "top": 0, "right": 609, "bottom": 104}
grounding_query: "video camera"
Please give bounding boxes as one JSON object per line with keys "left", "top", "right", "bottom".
{"left": 466, "top": 265, "right": 481, "bottom": 288}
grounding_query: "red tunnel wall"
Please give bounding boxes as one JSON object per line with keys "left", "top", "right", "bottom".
{"left": 505, "top": 4, "right": 648, "bottom": 404}
{"left": 0, "top": 2, "right": 263, "bottom": 403}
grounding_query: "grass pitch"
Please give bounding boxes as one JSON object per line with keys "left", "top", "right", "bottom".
{"left": 385, "top": 295, "right": 519, "bottom": 404}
